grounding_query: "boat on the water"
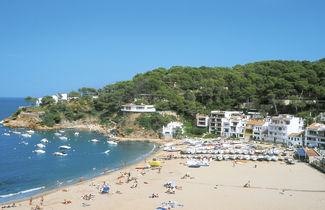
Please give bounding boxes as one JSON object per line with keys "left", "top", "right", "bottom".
{"left": 21, "top": 133, "right": 32, "bottom": 138}
{"left": 40, "top": 138, "right": 49, "bottom": 143}
{"left": 54, "top": 132, "right": 62, "bottom": 136}
{"left": 59, "top": 136, "right": 68, "bottom": 140}
{"left": 53, "top": 152, "right": 68, "bottom": 156}
{"left": 36, "top": 143, "right": 46, "bottom": 148}
{"left": 26, "top": 130, "right": 35, "bottom": 134}
{"left": 3, "top": 133, "right": 10, "bottom": 136}
{"left": 74, "top": 132, "right": 79, "bottom": 136}
{"left": 59, "top": 145, "right": 71, "bottom": 150}
{"left": 33, "top": 149, "right": 46, "bottom": 154}
{"left": 104, "top": 149, "right": 110, "bottom": 154}
{"left": 107, "top": 140, "right": 117, "bottom": 145}
{"left": 90, "top": 139, "right": 100, "bottom": 143}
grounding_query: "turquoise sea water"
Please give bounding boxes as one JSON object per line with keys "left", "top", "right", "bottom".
{"left": 0, "top": 98, "right": 156, "bottom": 204}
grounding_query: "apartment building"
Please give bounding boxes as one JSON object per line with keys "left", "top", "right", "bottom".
{"left": 305, "top": 123, "right": 325, "bottom": 149}
{"left": 267, "top": 114, "right": 304, "bottom": 144}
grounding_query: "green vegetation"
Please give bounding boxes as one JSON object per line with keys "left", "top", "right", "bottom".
{"left": 136, "top": 113, "right": 176, "bottom": 131}
{"left": 25, "top": 59, "right": 325, "bottom": 128}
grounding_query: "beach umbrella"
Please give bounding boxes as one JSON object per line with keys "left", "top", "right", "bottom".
{"left": 102, "top": 186, "right": 110, "bottom": 193}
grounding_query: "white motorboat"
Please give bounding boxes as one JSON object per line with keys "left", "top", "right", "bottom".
{"left": 74, "top": 132, "right": 79, "bottom": 136}
{"left": 33, "top": 149, "right": 46, "bottom": 154}
{"left": 217, "top": 155, "right": 223, "bottom": 161}
{"left": 21, "top": 133, "right": 32, "bottom": 138}
{"left": 0, "top": 120, "right": 3, "bottom": 124}
{"left": 59, "top": 130, "right": 65, "bottom": 133}
{"left": 20, "top": 141, "right": 28, "bottom": 145}
{"left": 59, "top": 145, "right": 71, "bottom": 150}
{"left": 54, "top": 132, "right": 62, "bottom": 136}
{"left": 90, "top": 139, "right": 100, "bottom": 143}
{"left": 12, "top": 131, "right": 22, "bottom": 134}
{"left": 36, "top": 143, "right": 46, "bottom": 148}
{"left": 40, "top": 138, "right": 49, "bottom": 143}
{"left": 107, "top": 140, "right": 118, "bottom": 145}
{"left": 286, "top": 158, "right": 295, "bottom": 164}
{"left": 104, "top": 149, "right": 110, "bottom": 154}
{"left": 271, "top": 156, "right": 278, "bottom": 161}
{"left": 266, "top": 156, "right": 272, "bottom": 161}
{"left": 3, "top": 133, "right": 10, "bottom": 136}
{"left": 53, "top": 152, "right": 68, "bottom": 156}
{"left": 26, "top": 130, "right": 35, "bottom": 134}
{"left": 59, "top": 136, "right": 68, "bottom": 140}
{"left": 251, "top": 155, "right": 257, "bottom": 161}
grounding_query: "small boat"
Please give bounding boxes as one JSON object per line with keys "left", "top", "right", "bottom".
{"left": 21, "top": 134, "right": 32, "bottom": 138}
{"left": 59, "top": 136, "right": 68, "bottom": 140}
{"left": 12, "top": 131, "right": 22, "bottom": 134}
{"left": 53, "top": 152, "right": 68, "bottom": 156}
{"left": 107, "top": 140, "right": 117, "bottom": 145}
{"left": 104, "top": 149, "right": 110, "bottom": 154}
{"left": 217, "top": 155, "right": 223, "bottom": 161}
{"left": 74, "top": 132, "right": 79, "bottom": 136}
{"left": 0, "top": 120, "right": 3, "bottom": 124}
{"left": 90, "top": 139, "right": 100, "bottom": 143}
{"left": 59, "top": 145, "right": 71, "bottom": 150}
{"left": 271, "top": 156, "right": 278, "bottom": 161}
{"left": 59, "top": 130, "right": 65, "bottom": 133}
{"left": 40, "top": 138, "right": 49, "bottom": 143}
{"left": 54, "top": 132, "right": 62, "bottom": 136}
{"left": 3, "top": 133, "right": 10, "bottom": 136}
{"left": 36, "top": 143, "right": 46, "bottom": 148}
{"left": 20, "top": 141, "right": 28, "bottom": 145}
{"left": 251, "top": 155, "right": 257, "bottom": 161}
{"left": 266, "top": 156, "right": 272, "bottom": 161}
{"left": 286, "top": 158, "right": 295, "bottom": 164}
{"left": 33, "top": 149, "right": 46, "bottom": 154}
{"left": 188, "top": 165, "right": 201, "bottom": 168}
{"left": 26, "top": 130, "right": 35, "bottom": 134}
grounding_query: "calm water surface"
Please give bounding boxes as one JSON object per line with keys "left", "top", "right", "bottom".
{"left": 0, "top": 98, "right": 156, "bottom": 203}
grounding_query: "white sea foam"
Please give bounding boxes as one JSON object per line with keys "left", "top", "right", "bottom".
{"left": 0, "top": 186, "right": 45, "bottom": 198}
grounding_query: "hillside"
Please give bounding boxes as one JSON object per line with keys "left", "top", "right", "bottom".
{"left": 4, "top": 59, "right": 325, "bottom": 136}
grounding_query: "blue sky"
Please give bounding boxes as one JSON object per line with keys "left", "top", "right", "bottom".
{"left": 0, "top": 0, "right": 324, "bottom": 97}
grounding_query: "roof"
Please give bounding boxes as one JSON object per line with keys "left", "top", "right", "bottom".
{"left": 304, "top": 148, "right": 319, "bottom": 157}
{"left": 288, "top": 131, "right": 304, "bottom": 137}
{"left": 196, "top": 113, "right": 209, "bottom": 118}
{"left": 247, "top": 120, "right": 265, "bottom": 126}
{"left": 296, "top": 148, "right": 306, "bottom": 157}
{"left": 307, "top": 123, "right": 325, "bottom": 131}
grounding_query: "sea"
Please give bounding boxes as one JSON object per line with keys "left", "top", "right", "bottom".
{"left": 0, "top": 97, "right": 156, "bottom": 204}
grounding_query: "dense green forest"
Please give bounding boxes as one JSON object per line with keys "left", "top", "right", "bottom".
{"left": 28, "top": 59, "right": 325, "bottom": 127}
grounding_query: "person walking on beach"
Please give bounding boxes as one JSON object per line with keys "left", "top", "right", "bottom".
{"left": 29, "top": 197, "right": 33, "bottom": 205}
{"left": 40, "top": 196, "right": 44, "bottom": 205}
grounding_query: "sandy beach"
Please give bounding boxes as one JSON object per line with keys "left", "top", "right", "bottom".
{"left": 3, "top": 149, "right": 325, "bottom": 210}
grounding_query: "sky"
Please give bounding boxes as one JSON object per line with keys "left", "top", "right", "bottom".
{"left": 0, "top": 0, "right": 324, "bottom": 97}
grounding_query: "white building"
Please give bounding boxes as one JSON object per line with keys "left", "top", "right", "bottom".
{"left": 196, "top": 113, "right": 209, "bottom": 127}
{"left": 267, "top": 114, "right": 304, "bottom": 144}
{"left": 287, "top": 131, "right": 304, "bottom": 146}
{"left": 317, "top": 113, "right": 325, "bottom": 123}
{"left": 162, "top": 122, "right": 184, "bottom": 139}
{"left": 36, "top": 93, "right": 69, "bottom": 106}
{"left": 245, "top": 120, "right": 269, "bottom": 141}
{"left": 209, "top": 111, "right": 249, "bottom": 138}
{"left": 305, "top": 123, "right": 325, "bottom": 149}
{"left": 121, "top": 104, "right": 156, "bottom": 113}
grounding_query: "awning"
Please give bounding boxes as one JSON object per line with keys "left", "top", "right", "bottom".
{"left": 296, "top": 148, "right": 306, "bottom": 157}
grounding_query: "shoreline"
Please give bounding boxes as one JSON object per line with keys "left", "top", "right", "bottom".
{"left": 1, "top": 144, "right": 164, "bottom": 206}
